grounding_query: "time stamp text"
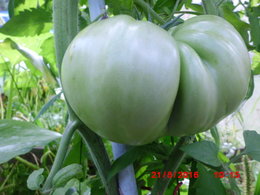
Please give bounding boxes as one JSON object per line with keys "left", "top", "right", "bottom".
{"left": 151, "top": 171, "right": 241, "bottom": 179}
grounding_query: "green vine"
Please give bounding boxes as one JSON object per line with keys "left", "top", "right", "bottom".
{"left": 42, "top": 119, "right": 80, "bottom": 193}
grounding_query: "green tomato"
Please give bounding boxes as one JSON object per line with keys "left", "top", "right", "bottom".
{"left": 61, "top": 15, "right": 180, "bottom": 145}
{"left": 167, "top": 15, "right": 251, "bottom": 136}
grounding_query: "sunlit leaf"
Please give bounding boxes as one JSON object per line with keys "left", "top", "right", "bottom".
{"left": 0, "top": 8, "right": 52, "bottom": 37}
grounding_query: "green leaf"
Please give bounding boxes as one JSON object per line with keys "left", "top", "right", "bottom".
{"left": 219, "top": 2, "right": 250, "bottom": 46}
{"left": 193, "top": 163, "right": 226, "bottom": 195}
{"left": 252, "top": 51, "right": 260, "bottom": 75}
{"left": 0, "top": 119, "right": 61, "bottom": 164}
{"left": 13, "top": 0, "right": 45, "bottom": 16}
{"left": 255, "top": 173, "right": 260, "bottom": 195}
{"left": 154, "top": 0, "right": 175, "bottom": 13}
{"left": 40, "top": 36, "right": 57, "bottom": 69}
{"left": 52, "top": 164, "right": 83, "bottom": 188}
{"left": 6, "top": 38, "right": 57, "bottom": 84}
{"left": 63, "top": 133, "right": 88, "bottom": 167}
{"left": 217, "top": 152, "right": 229, "bottom": 163}
{"left": 106, "top": 0, "right": 133, "bottom": 15}
{"left": 248, "top": 7, "right": 260, "bottom": 52}
{"left": 202, "top": 0, "right": 220, "bottom": 15}
{"left": 0, "top": 38, "right": 26, "bottom": 65}
{"left": 181, "top": 141, "right": 222, "bottom": 167}
{"left": 0, "top": 8, "right": 52, "bottom": 37}
{"left": 243, "top": 130, "right": 260, "bottom": 161}
{"left": 210, "top": 126, "right": 220, "bottom": 148}
{"left": 27, "top": 168, "right": 45, "bottom": 190}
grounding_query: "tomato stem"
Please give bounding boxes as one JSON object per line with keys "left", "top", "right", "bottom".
{"left": 133, "top": 0, "right": 165, "bottom": 24}
{"left": 78, "top": 127, "right": 119, "bottom": 195}
{"left": 53, "top": 0, "right": 79, "bottom": 73}
{"left": 41, "top": 119, "right": 79, "bottom": 193}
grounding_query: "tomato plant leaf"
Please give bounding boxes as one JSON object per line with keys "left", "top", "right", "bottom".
{"left": 181, "top": 141, "right": 222, "bottom": 167}
{"left": 0, "top": 38, "right": 26, "bottom": 65}
{"left": 27, "top": 168, "right": 45, "bottom": 190}
{"left": 210, "top": 126, "right": 220, "bottom": 148}
{"left": 106, "top": 0, "right": 133, "bottom": 15}
{"left": 193, "top": 163, "right": 226, "bottom": 195}
{"left": 52, "top": 164, "right": 83, "bottom": 188}
{"left": 252, "top": 51, "right": 260, "bottom": 75}
{"left": 6, "top": 38, "right": 56, "bottom": 84}
{"left": 13, "top": 0, "right": 46, "bottom": 16}
{"left": 243, "top": 130, "right": 260, "bottom": 161}
{"left": 154, "top": 0, "right": 175, "bottom": 13}
{"left": 219, "top": 2, "right": 250, "bottom": 47}
{"left": 248, "top": 6, "right": 260, "bottom": 52}
{"left": 63, "top": 133, "right": 88, "bottom": 167}
{"left": 202, "top": 0, "right": 220, "bottom": 15}
{"left": 0, "top": 119, "right": 61, "bottom": 164}
{"left": 0, "top": 8, "right": 52, "bottom": 36}
{"left": 40, "top": 36, "right": 57, "bottom": 70}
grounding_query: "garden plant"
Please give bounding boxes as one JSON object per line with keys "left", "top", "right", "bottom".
{"left": 0, "top": 0, "right": 260, "bottom": 194}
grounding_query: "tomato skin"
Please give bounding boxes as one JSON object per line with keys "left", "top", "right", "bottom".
{"left": 62, "top": 15, "right": 251, "bottom": 145}
{"left": 61, "top": 15, "right": 180, "bottom": 145}
{"left": 167, "top": 15, "right": 251, "bottom": 136}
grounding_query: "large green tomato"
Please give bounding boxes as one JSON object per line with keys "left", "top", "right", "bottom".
{"left": 167, "top": 15, "right": 251, "bottom": 136}
{"left": 61, "top": 15, "right": 180, "bottom": 145}
{"left": 61, "top": 14, "right": 251, "bottom": 145}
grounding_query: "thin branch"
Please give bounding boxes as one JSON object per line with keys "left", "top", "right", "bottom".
{"left": 134, "top": 0, "right": 165, "bottom": 24}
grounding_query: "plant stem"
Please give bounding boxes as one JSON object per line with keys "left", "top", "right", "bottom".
{"left": 42, "top": 120, "right": 79, "bottom": 193}
{"left": 133, "top": 0, "right": 165, "bottom": 24}
{"left": 151, "top": 136, "right": 192, "bottom": 195}
{"left": 112, "top": 143, "right": 138, "bottom": 195}
{"left": 53, "top": 0, "right": 79, "bottom": 73}
{"left": 78, "top": 126, "right": 119, "bottom": 195}
{"left": 15, "top": 156, "right": 39, "bottom": 170}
